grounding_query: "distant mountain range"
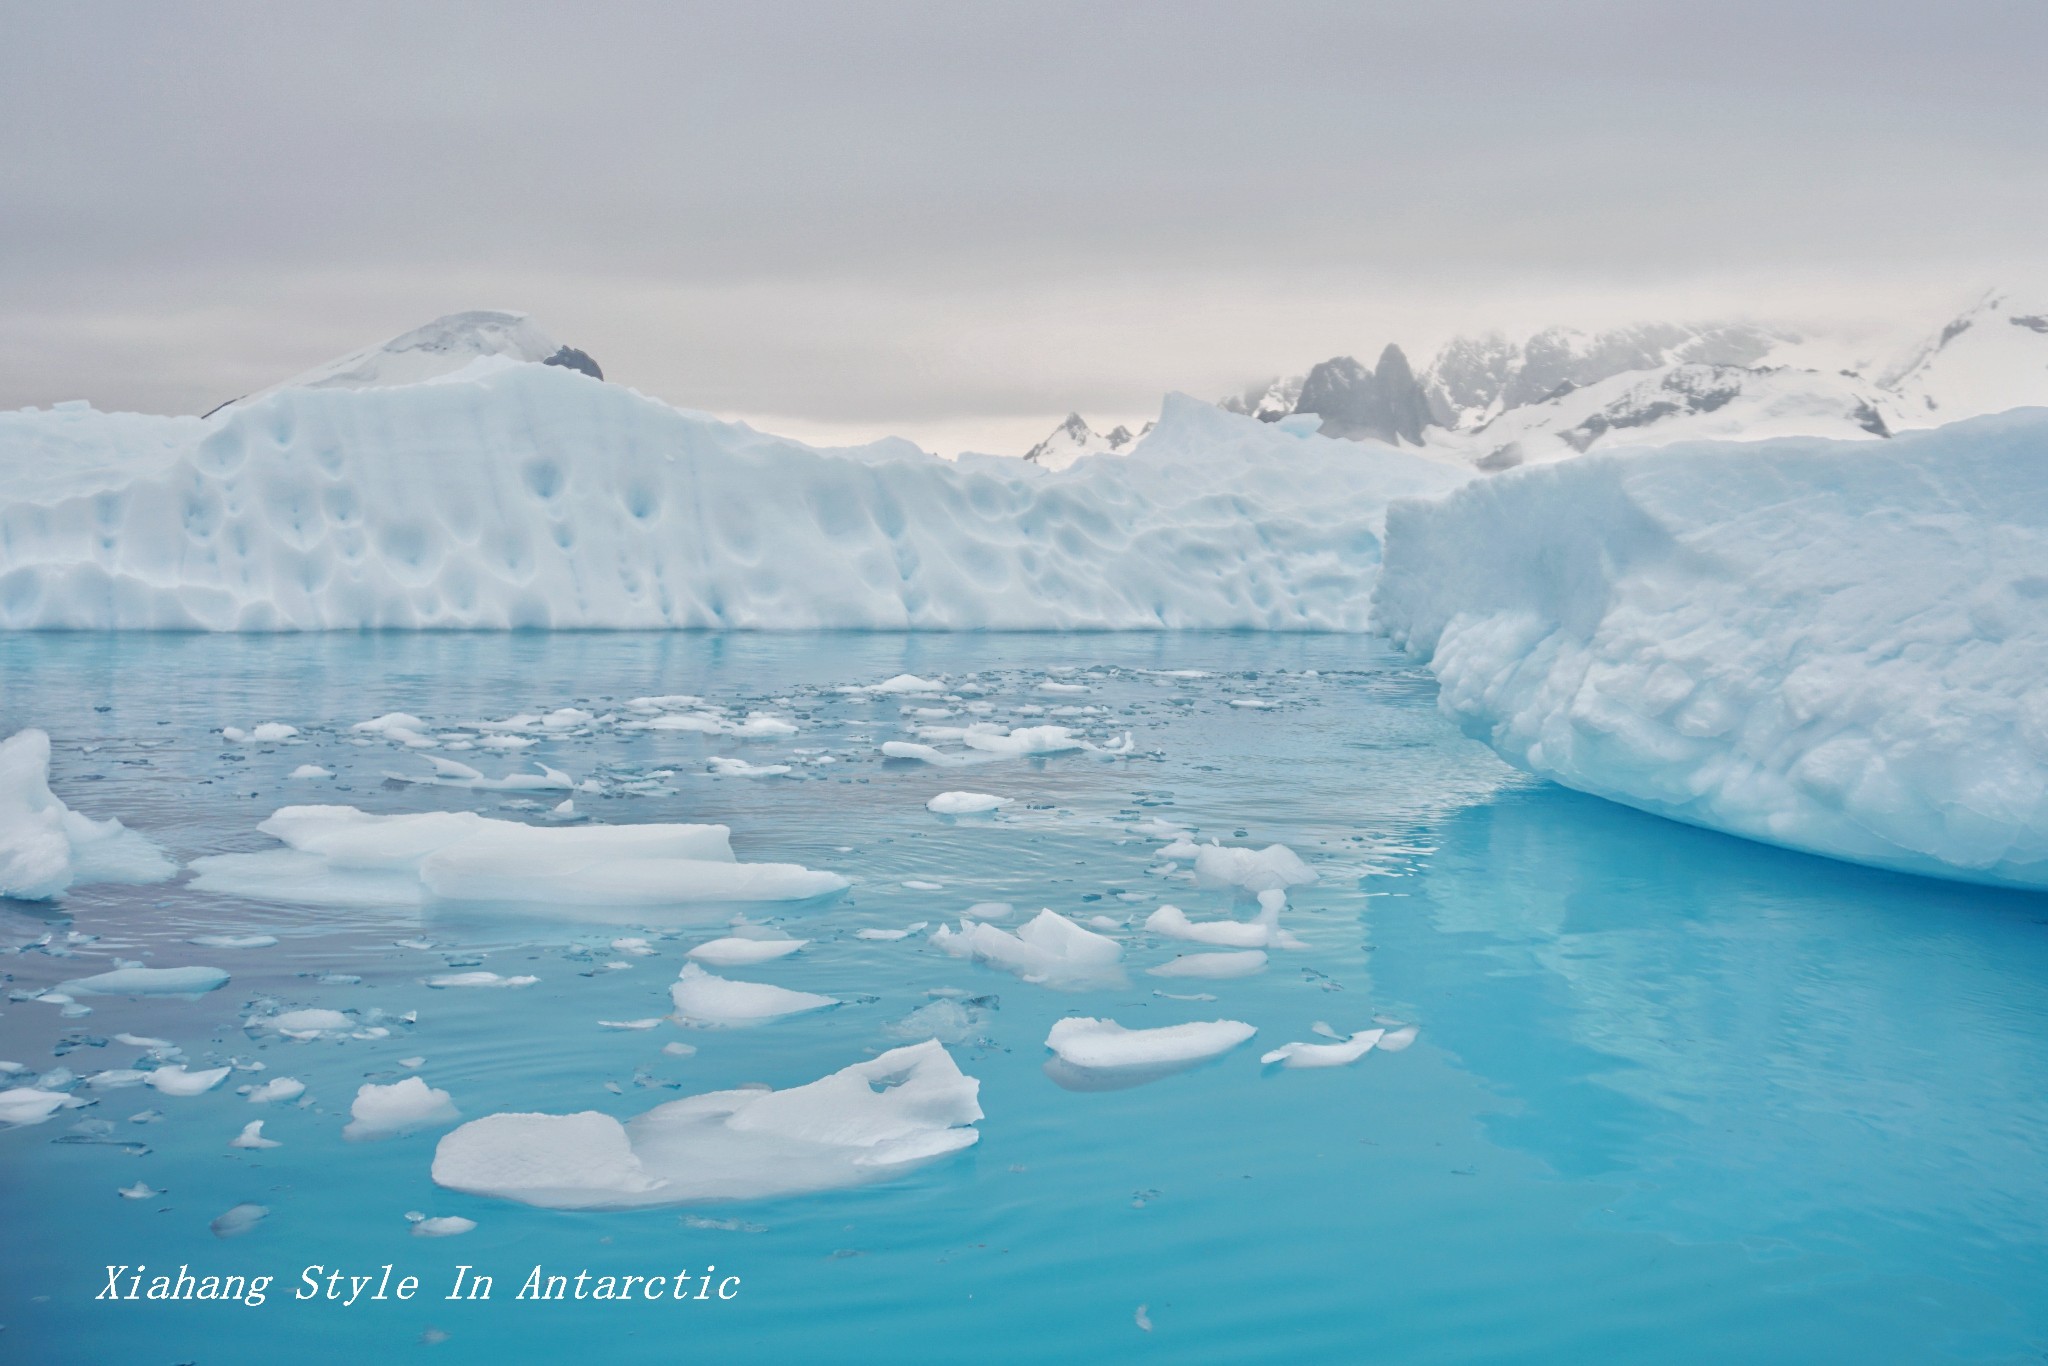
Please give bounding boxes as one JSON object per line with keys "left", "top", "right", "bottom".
{"left": 1025, "top": 287, "right": 2048, "bottom": 471}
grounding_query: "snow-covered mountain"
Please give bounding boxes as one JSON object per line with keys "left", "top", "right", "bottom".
{"left": 1198, "top": 291, "right": 2048, "bottom": 473}
{"left": 208, "top": 310, "right": 603, "bottom": 415}
{"left": 1881, "top": 287, "right": 2048, "bottom": 422}
{"left": 1022, "top": 413, "right": 1152, "bottom": 471}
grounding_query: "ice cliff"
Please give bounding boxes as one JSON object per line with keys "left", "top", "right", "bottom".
{"left": 1371, "top": 409, "right": 2048, "bottom": 890}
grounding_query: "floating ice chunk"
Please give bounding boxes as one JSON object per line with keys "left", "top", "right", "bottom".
{"left": 867, "top": 675, "right": 945, "bottom": 695}
{"left": 62, "top": 965, "right": 229, "bottom": 996}
{"left": 662, "top": 1042, "right": 698, "bottom": 1058}
{"left": 390, "top": 755, "right": 587, "bottom": 791}
{"left": 1146, "top": 950, "right": 1268, "bottom": 979}
{"left": 408, "top": 1214, "right": 476, "bottom": 1237}
{"left": 1193, "top": 842, "right": 1316, "bottom": 894}
{"left": 427, "top": 971, "right": 537, "bottom": 989}
{"left": 0, "top": 729, "right": 176, "bottom": 899}
{"left": 1229, "top": 698, "right": 1275, "bottom": 710}
{"left": 670, "top": 963, "right": 837, "bottom": 1026}
{"left": 223, "top": 723, "right": 298, "bottom": 743}
{"left": 540, "top": 708, "right": 592, "bottom": 730}
{"left": 1375, "top": 1025, "right": 1419, "bottom": 1052}
{"left": 903, "top": 879, "right": 943, "bottom": 891}
{"left": 148, "top": 1065, "right": 231, "bottom": 1096}
{"left": 1037, "top": 681, "right": 1089, "bottom": 695}
{"left": 432, "top": 1040, "right": 980, "bottom": 1209}
{"left": 1156, "top": 837, "right": 1201, "bottom": 861}
{"left": 210, "top": 1203, "right": 268, "bottom": 1238}
{"left": 926, "top": 791, "right": 1008, "bottom": 815}
{"left": 612, "top": 937, "right": 656, "bottom": 956}
{"left": 354, "top": 713, "right": 428, "bottom": 736}
{"left": 1130, "top": 818, "right": 1191, "bottom": 840}
{"left": 961, "top": 901, "right": 1013, "bottom": 920}
{"left": 229, "top": 1120, "right": 280, "bottom": 1149}
{"left": 1261, "top": 1028, "right": 1386, "bottom": 1069}
{"left": 345, "top": 1077, "right": 458, "bottom": 1140}
{"left": 288, "top": 764, "right": 334, "bottom": 780}
{"left": 87, "top": 1069, "right": 150, "bottom": 1089}
{"left": 931, "top": 909, "right": 1123, "bottom": 988}
{"left": 113, "top": 1032, "right": 170, "bottom": 1049}
{"left": 686, "top": 936, "right": 807, "bottom": 967}
{"left": 630, "top": 711, "right": 798, "bottom": 738}
{"left": 855, "top": 927, "right": 911, "bottom": 940}
{"left": 964, "top": 725, "right": 1085, "bottom": 757}
{"left": 1145, "top": 905, "right": 1271, "bottom": 948}
{"left": 246, "top": 1077, "right": 306, "bottom": 1103}
{"left": 190, "top": 933, "right": 278, "bottom": 949}
{"left": 706, "top": 757, "right": 792, "bottom": 778}
{"left": 118, "top": 1182, "right": 159, "bottom": 1200}
{"left": 265, "top": 1008, "right": 352, "bottom": 1035}
{"left": 191, "top": 805, "right": 847, "bottom": 915}
{"left": 599, "top": 1018, "right": 664, "bottom": 1031}
{"left": 628, "top": 695, "right": 705, "bottom": 712}
{"left": 0, "top": 1087, "right": 83, "bottom": 1126}
{"left": 1044, "top": 1017, "right": 1256, "bottom": 1070}
{"left": 1136, "top": 1305, "right": 1154, "bottom": 1332}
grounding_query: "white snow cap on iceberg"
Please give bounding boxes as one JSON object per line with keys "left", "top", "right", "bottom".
{"left": 431, "top": 1040, "right": 981, "bottom": 1208}
{"left": 1373, "top": 408, "right": 2048, "bottom": 889}
{"left": 223, "top": 310, "right": 602, "bottom": 410}
{"left": 0, "top": 729, "right": 175, "bottom": 900}
{"left": 0, "top": 383, "right": 1463, "bottom": 630}
{"left": 188, "top": 805, "right": 847, "bottom": 917}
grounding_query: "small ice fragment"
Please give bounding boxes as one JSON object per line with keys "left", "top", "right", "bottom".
{"left": 612, "top": 937, "right": 656, "bottom": 956}
{"left": 903, "top": 880, "right": 943, "bottom": 891}
{"left": 431, "top": 1041, "right": 979, "bottom": 1209}
{"left": 599, "top": 1019, "right": 664, "bottom": 1031}
{"left": 670, "top": 963, "right": 837, "bottom": 1026}
{"left": 926, "top": 792, "right": 1007, "bottom": 815}
{"left": 706, "top": 757, "right": 791, "bottom": 778}
{"left": 661, "top": 1042, "right": 698, "bottom": 1058}
{"left": 686, "top": 937, "right": 806, "bottom": 967}
{"left": 344, "top": 1077, "right": 459, "bottom": 1140}
{"left": 410, "top": 1215, "right": 476, "bottom": 1238}
{"left": 1311, "top": 1021, "right": 1344, "bottom": 1040}
{"left": 288, "top": 764, "right": 333, "bottom": 780}
{"left": 399, "top": 1057, "right": 426, "bottom": 1069}
{"left": 210, "top": 1203, "right": 268, "bottom": 1238}
{"left": 1375, "top": 1025, "right": 1419, "bottom": 1052}
{"left": 0, "top": 1088, "right": 81, "bottom": 1125}
{"left": 1044, "top": 1017, "right": 1256, "bottom": 1070}
{"left": 1260, "top": 1028, "right": 1386, "bottom": 1069}
{"left": 148, "top": 1065, "right": 231, "bottom": 1096}
{"left": 87, "top": 1069, "right": 150, "bottom": 1088}
{"left": 1192, "top": 843, "right": 1316, "bottom": 894}
{"left": 552, "top": 799, "right": 575, "bottom": 817}
{"left": 931, "top": 909, "right": 1123, "bottom": 988}
{"left": 62, "top": 965, "right": 229, "bottom": 997}
{"left": 1151, "top": 991, "right": 1218, "bottom": 1002}
{"left": 855, "top": 928, "right": 911, "bottom": 941}
{"left": 266, "top": 1008, "right": 352, "bottom": 1034}
{"left": 229, "top": 1120, "right": 280, "bottom": 1149}
{"left": 1146, "top": 950, "right": 1267, "bottom": 979}
{"left": 961, "top": 902, "right": 1013, "bottom": 920}
{"left": 118, "top": 1181, "right": 159, "bottom": 1200}
{"left": 189, "top": 934, "right": 278, "bottom": 949}
{"left": 1136, "top": 1304, "right": 1154, "bottom": 1332}
{"left": 113, "top": 1033, "right": 170, "bottom": 1049}
{"left": 426, "top": 972, "right": 538, "bottom": 989}
{"left": 247, "top": 1077, "right": 305, "bottom": 1104}
{"left": 881, "top": 999, "right": 986, "bottom": 1044}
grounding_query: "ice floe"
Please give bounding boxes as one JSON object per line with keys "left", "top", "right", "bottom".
{"left": 222, "top": 723, "right": 298, "bottom": 743}
{"left": 926, "top": 791, "right": 1008, "bottom": 815}
{"left": 685, "top": 937, "right": 807, "bottom": 967}
{"left": 0, "top": 1087, "right": 84, "bottom": 1126}
{"left": 407, "top": 1213, "right": 476, "bottom": 1237}
{"left": 1260, "top": 1027, "right": 1386, "bottom": 1068}
{"left": 189, "top": 806, "right": 848, "bottom": 916}
{"left": 1144, "top": 903, "right": 1303, "bottom": 950}
{"left": 427, "top": 971, "right": 537, "bottom": 989}
{"left": 62, "top": 965, "right": 229, "bottom": 996}
{"left": 669, "top": 963, "right": 837, "bottom": 1026}
{"left": 345, "top": 1077, "right": 459, "bottom": 1140}
{"left": 229, "top": 1120, "right": 280, "bottom": 1149}
{"left": 148, "top": 1065, "right": 231, "bottom": 1096}
{"left": 1192, "top": 842, "right": 1317, "bottom": 894}
{"left": 431, "top": 1040, "right": 981, "bottom": 1208}
{"left": 245, "top": 1077, "right": 306, "bottom": 1103}
{"left": 931, "top": 909, "right": 1124, "bottom": 987}
{"left": 1043, "top": 1017, "right": 1257, "bottom": 1071}
{"left": 0, "top": 729, "right": 176, "bottom": 900}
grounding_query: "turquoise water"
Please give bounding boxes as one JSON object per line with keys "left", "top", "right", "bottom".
{"left": 2, "top": 633, "right": 2045, "bottom": 1364}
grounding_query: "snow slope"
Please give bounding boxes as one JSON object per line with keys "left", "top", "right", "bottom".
{"left": 0, "top": 369, "right": 1463, "bottom": 630}
{"left": 1882, "top": 287, "right": 2048, "bottom": 424}
{"left": 1371, "top": 409, "right": 2048, "bottom": 890}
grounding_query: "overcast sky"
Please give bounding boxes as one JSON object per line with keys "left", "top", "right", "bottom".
{"left": 4, "top": 1, "right": 2044, "bottom": 453}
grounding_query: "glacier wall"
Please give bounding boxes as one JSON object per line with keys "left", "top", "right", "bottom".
{"left": 0, "top": 371, "right": 1463, "bottom": 630}
{"left": 1371, "top": 409, "right": 2048, "bottom": 890}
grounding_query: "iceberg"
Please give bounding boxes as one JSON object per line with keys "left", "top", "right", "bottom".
{"left": 188, "top": 805, "right": 847, "bottom": 916}
{"left": 431, "top": 1040, "right": 981, "bottom": 1208}
{"left": 1373, "top": 410, "right": 2048, "bottom": 889}
{"left": 0, "top": 359, "right": 1462, "bottom": 630}
{"left": 0, "top": 729, "right": 175, "bottom": 899}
